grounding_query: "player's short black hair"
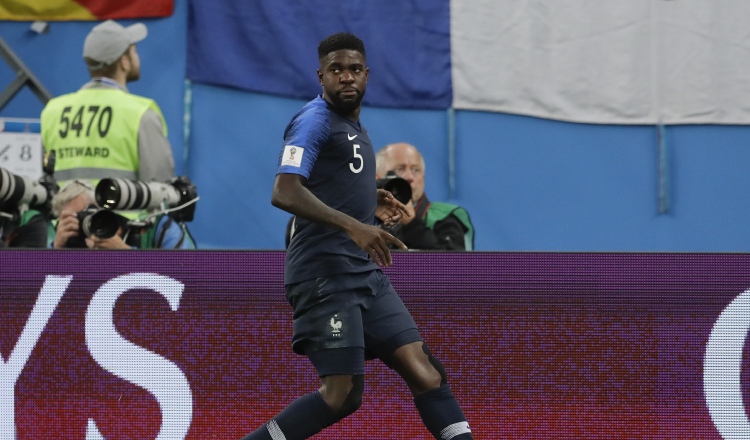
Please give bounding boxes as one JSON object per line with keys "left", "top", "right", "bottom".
{"left": 318, "top": 33, "right": 366, "bottom": 61}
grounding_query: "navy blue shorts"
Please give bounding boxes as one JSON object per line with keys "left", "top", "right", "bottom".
{"left": 285, "top": 270, "right": 422, "bottom": 376}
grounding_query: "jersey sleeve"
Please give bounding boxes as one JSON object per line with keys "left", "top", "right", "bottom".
{"left": 277, "top": 105, "right": 330, "bottom": 178}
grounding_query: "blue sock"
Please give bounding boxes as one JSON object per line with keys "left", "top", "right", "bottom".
{"left": 414, "top": 384, "right": 474, "bottom": 440}
{"left": 240, "top": 391, "right": 338, "bottom": 440}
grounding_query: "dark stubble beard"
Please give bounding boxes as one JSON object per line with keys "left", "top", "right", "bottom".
{"left": 332, "top": 90, "right": 365, "bottom": 115}
{"left": 125, "top": 63, "right": 140, "bottom": 82}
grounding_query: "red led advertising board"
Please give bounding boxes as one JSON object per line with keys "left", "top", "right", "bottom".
{"left": 1, "top": 251, "right": 748, "bottom": 439}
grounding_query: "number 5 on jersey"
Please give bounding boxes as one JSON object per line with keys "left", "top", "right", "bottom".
{"left": 350, "top": 144, "right": 363, "bottom": 173}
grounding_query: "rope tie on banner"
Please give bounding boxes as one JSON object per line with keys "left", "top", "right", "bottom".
{"left": 657, "top": 123, "right": 669, "bottom": 215}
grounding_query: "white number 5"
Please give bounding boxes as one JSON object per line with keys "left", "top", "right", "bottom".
{"left": 349, "top": 144, "right": 363, "bottom": 173}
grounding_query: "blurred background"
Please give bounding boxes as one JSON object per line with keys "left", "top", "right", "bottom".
{"left": 2, "top": 0, "right": 750, "bottom": 251}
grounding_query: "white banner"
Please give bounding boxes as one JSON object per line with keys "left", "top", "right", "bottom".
{"left": 451, "top": 0, "right": 750, "bottom": 124}
{"left": 0, "top": 118, "right": 43, "bottom": 179}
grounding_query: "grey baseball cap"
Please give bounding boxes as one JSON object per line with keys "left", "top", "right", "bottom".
{"left": 83, "top": 20, "right": 147, "bottom": 69}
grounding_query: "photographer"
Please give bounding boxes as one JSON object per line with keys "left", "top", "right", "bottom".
{"left": 1, "top": 208, "right": 51, "bottom": 248}
{"left": 51, "top": 180, "right": 195, "bottom": 249}
{"left": 376, "top": 142, "right": 474, "bottom": 250}
{"left": 0, "top": 161, "right": 58, "bottom": 249}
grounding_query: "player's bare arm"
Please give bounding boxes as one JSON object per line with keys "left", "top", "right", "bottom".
{"left": 272, "top": 174, "right": 407, "bottom": 266}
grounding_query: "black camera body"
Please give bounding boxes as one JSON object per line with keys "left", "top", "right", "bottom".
{"left": 65, "top": 205, "right": 130, "bottom": 248}
{"left": 375, "top": 171, "right": 412, "bottom": 205}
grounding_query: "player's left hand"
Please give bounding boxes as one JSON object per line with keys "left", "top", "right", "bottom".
{"left": 376, "top": 189, "right": 411, "bottom": 226}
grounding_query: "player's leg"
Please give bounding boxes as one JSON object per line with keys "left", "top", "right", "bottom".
{"left": 240, "top": 275, "right": 369, "bottom": 440}
{"left": 240, "top": 358, "right": 365, "bottom": 440}
{"left": 317, "top": 373, "right": 365, "bottom": 417}
{"left": 239, "top": 386, "right": 337, "bottom": 440}
{"left": 387, "top": 342, "right": 473, "bottom": 440}
{"left": 363, "top": 271, "right": 473, "bottom": 440}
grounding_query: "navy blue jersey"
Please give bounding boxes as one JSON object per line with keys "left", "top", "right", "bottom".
{"left": 278, "top": 96, "right": 378, "bottom": 284}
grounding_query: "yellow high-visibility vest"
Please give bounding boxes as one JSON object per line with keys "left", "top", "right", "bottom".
{"left": 41, "top": 87, "right": 167, "bottom": 187}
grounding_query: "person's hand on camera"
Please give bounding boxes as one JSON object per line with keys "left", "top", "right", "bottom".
{"left": 85, "top": 227, "right": 131, "bottom": 249}
{"left": 53, "top": 208, "right": 81, "bottom": 249}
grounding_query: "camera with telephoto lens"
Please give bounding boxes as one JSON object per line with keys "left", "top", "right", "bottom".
{"left": 375, "top": 170, "right": 412, "bottom": 205}
{"left": 95, "top": 176, "right": 198, "bottom": 222}
{"left": 64, "top": 205, "right": 130, "bottom": 248}
{"left": 0, "top": 151, "right": 58, "bottom": 217}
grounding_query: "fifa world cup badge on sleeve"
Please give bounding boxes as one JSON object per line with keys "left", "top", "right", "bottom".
{"left": 281, "top": 145, "right": 304, "bottom": 168}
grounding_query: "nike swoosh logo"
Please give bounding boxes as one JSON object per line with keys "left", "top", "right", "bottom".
{"left": 348, "top": 134, "right": 357, "bottom": 141}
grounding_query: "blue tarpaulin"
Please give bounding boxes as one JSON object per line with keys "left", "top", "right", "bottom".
{"left": 186, "top": 0, "right": 452, "bottom": 110}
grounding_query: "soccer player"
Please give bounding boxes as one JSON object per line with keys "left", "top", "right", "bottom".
{"left": 239, "top": 33, "right": 473, "bottom": 440}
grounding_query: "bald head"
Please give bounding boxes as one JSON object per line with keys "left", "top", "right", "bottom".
{"left": 375, "top": 142, "right": 426, "bottom": 203}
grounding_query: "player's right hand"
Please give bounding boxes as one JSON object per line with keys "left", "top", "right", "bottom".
{"left": 349, "top": 223, "right": 407, "bottom": 267}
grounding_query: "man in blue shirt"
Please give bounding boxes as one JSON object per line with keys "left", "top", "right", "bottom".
{"left": 241, "top": 33, "right": 473, "bottom": 440}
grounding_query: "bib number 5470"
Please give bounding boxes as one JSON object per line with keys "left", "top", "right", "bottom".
{"left": 59, "top": 105, "right": 113, "bottom": 138}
